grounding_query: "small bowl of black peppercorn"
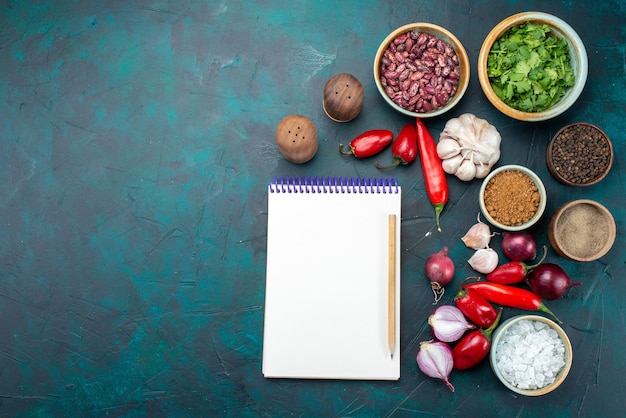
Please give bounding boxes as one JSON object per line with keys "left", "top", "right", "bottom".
{"left": 546, "top": 122, "right": 613, "bottom": 186}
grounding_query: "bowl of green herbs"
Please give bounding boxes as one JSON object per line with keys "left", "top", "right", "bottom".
{"left": 478, "top": 12, "right": 588, "bottom": 122}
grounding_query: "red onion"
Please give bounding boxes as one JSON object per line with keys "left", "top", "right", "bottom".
{"left": 428, "top": 305, "right": 476, "bottom": 342}
{"left": 501, "top": 232, "right": 537, "bottom": 261}
{"left": 526, "top": 263, "right": 582, "bottom": 300}
{"left": 425, "top": 246, "right": 455, "bottom": 304}
{"left": 416, "top": 340, "right": 455, "bottom": 392}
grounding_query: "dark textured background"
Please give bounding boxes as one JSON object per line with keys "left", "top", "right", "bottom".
{"left": 1, "top": 1, "right": 624, "bottom": 416}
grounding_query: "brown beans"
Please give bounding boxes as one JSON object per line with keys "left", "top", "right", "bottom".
{"left": 379, "top": 31, "right": 460, "bottom": 113}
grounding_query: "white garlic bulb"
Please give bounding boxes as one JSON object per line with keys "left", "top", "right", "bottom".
{"left": 437, "top": 113, "right": 501, "bottom": 181}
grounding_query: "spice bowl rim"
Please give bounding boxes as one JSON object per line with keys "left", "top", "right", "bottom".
{"left": 479, "top": 164, "right": 547, "bottom": 231}
{"left": 490, "top": 314, "right": 573, "bottom": 396}
{"left": 546, "top": 122, "right": 614, "bottom": 186}
{"left": 548, "top": 199, "right": 616, "bottom": 262}
{"left": 477, "top": 11, "right": 588, "bottom": 122}
{"left": 373, "top": 22, "right": 470, "bottom": 118}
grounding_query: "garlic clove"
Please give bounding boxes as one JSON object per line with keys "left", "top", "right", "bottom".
{"left": 437, "top": 138, "right": 462, "bottom": 159}
{"left": 468, "top": 248, "right": 499, "bottom": 274}
{"left": 441, "top": 115, "right": 466, "bottom": 139}
{"left": 441, "top": 153, "right": 464, "bottom": 175}
{"left": 474, "top": 162, "right": 492, "bottom": 179}
{"left": 455, "top": 158, "right": 477, "bottom": 181}
{"left": 462, "top": 216, "right": 493, "bottom": 249}
{"left": 471, "top": 149, "right": 494, "bottom": 164}
{"left": 487, "top": 149, "right": 501, "bottom": 166}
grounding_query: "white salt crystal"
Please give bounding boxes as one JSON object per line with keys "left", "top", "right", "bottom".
{"left": 495, "top": 319, "right": 566, "bottom": 390}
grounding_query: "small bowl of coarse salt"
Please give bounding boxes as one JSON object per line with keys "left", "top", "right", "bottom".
{"left": 490, "top": 315, "right": 573, "bottom": 396}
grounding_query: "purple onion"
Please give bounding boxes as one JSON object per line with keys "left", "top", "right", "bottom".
{"left": 527, "top": 263, "right": 583, "bottom": 300}
{"left": 425, "top": 246, "right": 455, "bottom": 304}
{"left": 428, "top": 305, "right": 476, "bottom": 342}
{"left": 501, "top": 232, "right": 537, "bottom": 261}
{"left": 416, "top": 340, "right": 455, "bottom": 392}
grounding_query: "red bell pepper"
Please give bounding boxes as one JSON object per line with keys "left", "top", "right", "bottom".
{"left": 339, "top": 129, "right": 393, "bottom": 158}
{"left": 375, "top": 122, "right": 417, "bottom": 169}
{"left": 416, "top": 118, "right": 448, "bottom": 232}
{"left": 454, "top": 287, "right": 498, "bottom": 329}
{"left": 486, "top": 246, "right": 547, "bottom": 285}
{"left": 462, "top": 281, "right": 561, "bottom": 324}
{"left": 452, "top": 308, "right": 502, "bottom": 370}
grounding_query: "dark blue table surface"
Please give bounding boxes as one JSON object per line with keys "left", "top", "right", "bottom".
{"left": 1, "top": 1, "right": 624, "bottom": 416}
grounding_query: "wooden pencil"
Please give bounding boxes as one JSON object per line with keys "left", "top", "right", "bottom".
{"left": 388, "top": 214, "right": 396, "bottom": 359}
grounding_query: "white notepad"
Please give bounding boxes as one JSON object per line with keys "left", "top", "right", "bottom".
{"left": 263, "top": 177, "right": 401, "bottom": 380}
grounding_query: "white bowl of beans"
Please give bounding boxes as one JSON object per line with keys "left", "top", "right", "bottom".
{"left": 374, "top": 23, "right": 470, "bottom": 118}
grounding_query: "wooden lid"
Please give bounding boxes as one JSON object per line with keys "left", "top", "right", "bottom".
{"left": 323, "top": 73, "right": 364, "bottom": 122}
{"left": 275, "top": 115, "right": 318, "bottom": 164}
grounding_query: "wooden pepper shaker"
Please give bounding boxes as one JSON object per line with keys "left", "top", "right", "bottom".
{"left": 323, "top": 73, "right": 364, "bottom": 122}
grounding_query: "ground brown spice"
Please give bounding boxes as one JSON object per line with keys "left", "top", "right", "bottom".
{"left": 484, "top": 170, "right": 540, "bottom": 226}
{"left": 556, "top": 203, "right": 609, "bottom": 258}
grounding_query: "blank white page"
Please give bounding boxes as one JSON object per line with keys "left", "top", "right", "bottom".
{"left": 262, "top": 177, "right": 401, "bottom": 380}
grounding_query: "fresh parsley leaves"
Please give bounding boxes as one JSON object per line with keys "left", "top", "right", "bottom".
{"left": 487, "top": 22, "right": 575, "bottom": 112}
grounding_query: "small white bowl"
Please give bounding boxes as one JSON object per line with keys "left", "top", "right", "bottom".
{"left": 374, "top": 22, "right": 470, "bottom": 118}
{"left": 479, "top": 165, "right": 547, "bottom": 231}
{"left": 478, "top": 12, "right": 588, "bottom": 121}
{"left": 490, "top": 315, "right": 573, "bottom": 396}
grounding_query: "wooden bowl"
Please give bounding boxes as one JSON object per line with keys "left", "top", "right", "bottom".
{"left": 373, "top": 22, "right": 470, "bottom": 118}
{"left": 478, "top": 12, "right": 588, "bottom": 121}
{"left": 548, "top": 199, "right": 616, "bottom": 262}
{"left": 546, "top": 122, "right": 613, "bottom": 186}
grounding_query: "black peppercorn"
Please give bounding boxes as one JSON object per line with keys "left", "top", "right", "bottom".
{"left": 547, "top": 123, "right": 612, "bottom": 185}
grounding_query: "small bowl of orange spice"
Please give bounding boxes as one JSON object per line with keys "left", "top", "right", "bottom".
{"left": 479, "top": 165, "right": 547, "bottom": 231}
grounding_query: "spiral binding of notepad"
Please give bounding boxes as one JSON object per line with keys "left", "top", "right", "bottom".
{"left": 269, "top": 177, "right": 400, "bottom": 194}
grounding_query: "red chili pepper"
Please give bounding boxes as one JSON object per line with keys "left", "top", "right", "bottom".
{"left": 487, "top": 246, "right": 547, "bottom": 284}
{"left": 454, "top": 287, "right": 498, "bottom": 329}
{"left": 416, "top": 118, "right": 448, "bottom": 232}
{"left": 452, "top": 308, "right": 502, "bottom": 370}
{"left": 462, "top": 281, "right": 561, "bottom": 324}
{"left": 339, "top": 129, "right": 393, "bottom": 159}
{"left": 375, "top": 122, "right": 417, "bottom": 169}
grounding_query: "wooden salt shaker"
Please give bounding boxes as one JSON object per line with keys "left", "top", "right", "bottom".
{"left": 323, "top": 73, "right": 364, "bottom": 122}
{"left": 275, "top": 115, "right": 318, "bottom": 164}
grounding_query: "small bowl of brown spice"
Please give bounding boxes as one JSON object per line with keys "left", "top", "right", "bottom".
{"left": 546, "top": 122, "right": 613, "bottom": 186}
{"left": 479, "top": 165, "right": 547, "bottom": 231}
{"left": 548, "top": 199, "right": 616, "bottom": 262}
